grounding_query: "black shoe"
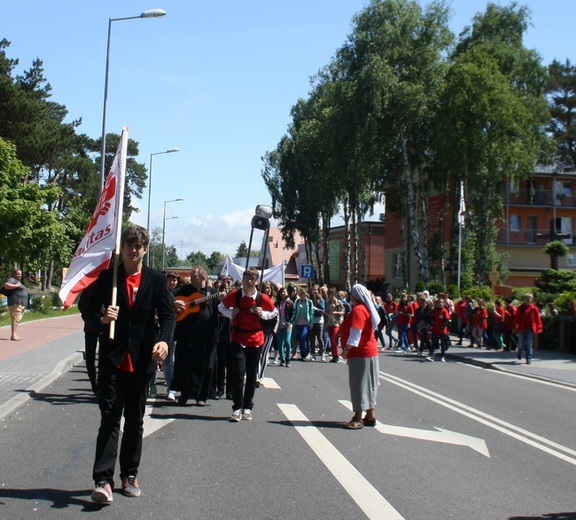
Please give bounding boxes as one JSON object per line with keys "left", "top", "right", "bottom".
{"left": 177, "top": 393, "right": 188, "bottom": 406}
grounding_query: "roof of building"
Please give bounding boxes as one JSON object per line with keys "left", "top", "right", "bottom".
{"left": 266, "top": 227, "right": 304, "bottom": 268}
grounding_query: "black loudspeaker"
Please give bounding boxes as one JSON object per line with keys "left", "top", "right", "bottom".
{"left": 251, "top": 215, "right": 270, "bottom": 231}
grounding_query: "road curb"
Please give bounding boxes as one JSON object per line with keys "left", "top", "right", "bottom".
{"left": 447, "top": 354, "right": 576, "bottom": 389}
{"left": 0, "top": 350, "right": 85, "bottom": 421}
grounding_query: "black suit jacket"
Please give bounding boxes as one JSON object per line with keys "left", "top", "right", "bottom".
{"left": 81, "top": 264, "right": 176, "bottom": 374}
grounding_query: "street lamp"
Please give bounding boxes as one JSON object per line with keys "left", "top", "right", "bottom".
{"left": 161, "top": 198, "right": 184, "bottom": 271}
{"left": 145, "top": 147, "right": 180, "bottom": 266}
{"left": 99, "top": 8, "right": 167, "bottom": 191}
{"left": 245, "top": 205, "right": 273, "bottom": 283}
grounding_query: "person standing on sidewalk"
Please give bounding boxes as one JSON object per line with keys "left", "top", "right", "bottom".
{"left": 514, "top": 293, "right": 543, "bottom": 365}
{"left": 218, "top": 267, "right": 277, "bottom": 422}
{"left": 82, "top": 225, "right": 175, "bottom": 504}
{"left": 3, "top": 269, "right": 28, "bottom": 341}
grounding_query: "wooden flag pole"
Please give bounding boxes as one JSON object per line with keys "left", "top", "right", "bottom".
{"left": 108, "top": 127, "right": 129, "bottom": 340}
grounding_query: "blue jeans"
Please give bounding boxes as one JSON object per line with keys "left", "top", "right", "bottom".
{"left": 517, "top": 330, "right": 534, "bottom": 362}
{"left": 397, "top": 324, "right": 410, "bottom": 351}
{"left": 296, "top": 324, "right": 310, "bottom": 358}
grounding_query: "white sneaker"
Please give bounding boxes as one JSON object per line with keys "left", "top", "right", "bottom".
{"left": 242, "top": 409, "right": 253, "bottom": 421}
{"left": 229, "top": 409, "right": 242, "bottom": 422}
{"left": 425, "top": 356, "right": 434, "bottom": 362}
{"left": 167, "top": 390, "right": 176, "bottom": 401}
{"left": 321, "top": 354, "right": 327, "bottom": 362}
{"left": 441, "top": 356, "right": 446, "bottom": 362}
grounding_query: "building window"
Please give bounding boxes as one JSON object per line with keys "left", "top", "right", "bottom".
{"left": 393, "top": 253, "right": 401, "bottom": 278}
{"left": 510, "top": 214, "right": 520, "bottom": 231}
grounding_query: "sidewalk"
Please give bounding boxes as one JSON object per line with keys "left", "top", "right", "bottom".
{"left": 444, "top": 336, "right": 576, "bottom": 388}
{"left": 0, "top": 313, "right": 85, "bottom": 420}
{"left": 0, "top": 315, "right": 575, "bottom": 421}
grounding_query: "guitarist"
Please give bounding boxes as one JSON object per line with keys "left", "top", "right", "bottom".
{"left": 171, "top": 266, "right": 223, "bottom": 406}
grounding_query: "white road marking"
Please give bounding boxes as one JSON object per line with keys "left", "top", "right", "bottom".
{"left": 338, "top": 400, "right": 489, "bottom": 457}
{"left": 278, "top": 403, "right": 405, "bottom": 520}
{"left": 461, "top": 362, "right": 576, "bottom": 392}
{"left": 260, "top": 377, "right": 281, "bottom": 389}
{"left": 382, "top": 371, "right": 576, "bottom": 466}
{"left": 120, "top": 399, "right": 176, "bottom": 438}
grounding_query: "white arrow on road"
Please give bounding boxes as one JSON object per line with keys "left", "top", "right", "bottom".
{"left": 339, "top": 400, "right": 490, "bottom": 457}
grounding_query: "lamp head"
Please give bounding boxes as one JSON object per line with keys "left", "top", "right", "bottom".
{"left": 141, "top": 9, "right": 166, "bottom": 18}
{"left": 255, "top": 205, "right": 273, "bottom": 219}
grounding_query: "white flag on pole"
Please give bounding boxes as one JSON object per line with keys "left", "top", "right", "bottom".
{"left": 59, "top": 128, "right": 129, "bottom": 309}
{"left": 458, "top": 181, "right": 466, "bottom": 229}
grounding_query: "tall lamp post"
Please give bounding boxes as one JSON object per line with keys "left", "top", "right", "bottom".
{"left": 146, "top": 147, "right": 180, "bottom": 266}
{"left": 99, "top": 8, "right": 167, "bottom": 191}
{"left": 161, "top": 198, "right": 184, "bottom": 271}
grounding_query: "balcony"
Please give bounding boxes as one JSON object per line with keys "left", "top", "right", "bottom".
{"left": 506, "top": 188, "right": 576, "bottom": 207}
{"left": 497, "top": 227, "right": 573, "bottom": 246}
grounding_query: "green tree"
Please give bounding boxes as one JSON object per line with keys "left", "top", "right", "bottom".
{"left": 547, "top": 59, "right": 576, "bottom": 170}
{"left": 336, "top": 0, "right": 453, "bottom": 282}
{"left": 207, "top": 251, "right": 225, "bottom": 272}
{"left": 0, "top": 137, "right": 72, "bottom": 272}
{"left": 235, "top": 241, "right": 248, "bottom": 258}
{"left": 187, "top": 251, "right": 208, "bottom": 269}
{"left": 543, "top": 240, "right": 569, "bottom": 270}
{"left": 437, "top": 2, "right": 551, "bottom": 285}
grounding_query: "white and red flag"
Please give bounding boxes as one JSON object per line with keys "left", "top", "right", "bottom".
{"left": 458, "top": 181, "right": 466, "bottom": 229}
{"left": 59, "top": 128, "right": 128, "bottom": 309}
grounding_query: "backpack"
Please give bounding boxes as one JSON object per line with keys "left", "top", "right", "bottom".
{"left": 234, "top": 290, "right": 278, "bottom": 336}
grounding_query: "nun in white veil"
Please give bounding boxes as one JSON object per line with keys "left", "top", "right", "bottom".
{"left": 340, "top": 284, "right": 380, "bottom": 429}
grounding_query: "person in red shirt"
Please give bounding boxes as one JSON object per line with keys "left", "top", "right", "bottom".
{"left": 427, "top": 297, "right": 451, "bottom": 362}
{"left": 82, "top": 225, "right": 175, "bottom": 503}
{"left": 503, "top": 297, "right": 517, "bottom": 351}
{"left": 395, "top": 293, "right": 414, "bottom": 353}
{"left": 472, "top": 299, "right": 489, "bottom": 349}
{"left": 492, "top": 300, "right": 505, "bottom": 351}
{"left": 383, "top": 293, "right": 398, "bottom": 348}
{"left": 218, "top": 267, "right": 278, "bottom": 422}
{"left": 340, "top": 284, "right": 380, "bottom": 429}
{"left": 513, "top": 293, "right": 543, "bottom": 365}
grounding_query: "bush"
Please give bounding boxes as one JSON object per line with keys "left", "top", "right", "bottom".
{"left": 512, "top": 287, "right": 538, "bottom": 301}
{"left": 447, "top": 284, "right": 460, "bottom": 299}
{"left": 29, "top": 294, "right": 48, "bottom": 313}
{"left": 415, "top": 280, "right": 426, "bottom": 292}
{"left": 465, "top": 286, "right": 493, "bottom": 303}
{"left": 427, "top": 281, "right": 445, "bottom": 296}
{"left": 553, "top": 291, "right": 576, "bottom": 314}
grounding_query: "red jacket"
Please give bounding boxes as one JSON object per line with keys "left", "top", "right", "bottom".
{"left": 514, "top": 304, "right": 543, "bottom": 334}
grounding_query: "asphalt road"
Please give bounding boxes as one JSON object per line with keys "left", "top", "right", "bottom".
{"left": 0, "top": 351, "right": 574, "bottom": 520}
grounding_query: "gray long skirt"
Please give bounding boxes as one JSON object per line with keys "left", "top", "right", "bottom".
{"left": 348, "top": 356, "right": 379, "bottom": 412}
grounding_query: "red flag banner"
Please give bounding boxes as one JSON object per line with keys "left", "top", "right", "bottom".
{"left": 59, "top": 129, "right": 129, "bottom": 309}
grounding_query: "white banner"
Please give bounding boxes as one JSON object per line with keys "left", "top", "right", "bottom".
{"left": 59, "top": 128, "right": 128, "bottom": 309}
{"left": 221, "top": 254, "right": 285, "bottom": 286}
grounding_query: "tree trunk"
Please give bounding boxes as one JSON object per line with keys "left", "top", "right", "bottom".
{"left": 343, "top": 195, "right": 352, "bottom": 293}
{"left": 401, "top": 131, "right": 427, "bottom": 283}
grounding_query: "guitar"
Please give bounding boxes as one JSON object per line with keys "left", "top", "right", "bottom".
{"left": 175, "top": 291, "right": 223, "bottom": 322}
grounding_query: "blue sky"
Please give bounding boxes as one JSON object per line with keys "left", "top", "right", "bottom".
{"left": 2, "top": 1, "right": 574, "bottom": 260}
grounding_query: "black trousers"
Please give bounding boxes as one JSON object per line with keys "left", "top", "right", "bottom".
{"left": 93, "top": 367, "right": 153, "bottom": 486}
{"left": 84, "top": 332, "right": 99, "bottom": 393}
{"left": 229, "top": 342, "right": 262, "bottom": 411}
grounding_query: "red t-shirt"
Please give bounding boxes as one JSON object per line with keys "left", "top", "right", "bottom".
{"left": 473, "top": 308, "right": 488, "bottom": 329}
{"left": 384, "top": 301, "right": 398, "bottom": 315}
{"left": 431, "top": 307, "right": 451, "bottom": 335}
{"left": 396, "top": 303, "right": 414, "bottom": 326}
{"left": 456, "top": 300, "right": 467, "bottom": 319}
{"left": 118, "top": 271, "right": 143, "bottom": 372}
{"left": 339, "top": 304, "right": 378, "bottom": 358}
{"left": 221, "top": 289, "right": 275, "bottom": 347}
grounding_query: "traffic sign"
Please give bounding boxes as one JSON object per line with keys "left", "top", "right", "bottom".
{"left": 301, "top": 264, "right": 314, "bottom": 278}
